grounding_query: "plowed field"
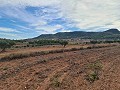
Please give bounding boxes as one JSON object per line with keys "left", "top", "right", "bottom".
{"left": 0, "top": 45, "right": 120, "bottom": 90}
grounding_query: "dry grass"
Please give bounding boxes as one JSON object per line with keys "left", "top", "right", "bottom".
{"left": 0, "top": 44, "right": 116, "bottom": 62}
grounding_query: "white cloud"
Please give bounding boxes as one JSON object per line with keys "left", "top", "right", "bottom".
{"left": 0, "top": 0, "right": 60, "bottom": 7}
{"left": 14, "top": 25, "right": 32, "bottom": 30}
{"left": 10, "top": 20, "right": 16, "bottom": 23}
{"left": 0, "top": 32, "right": 23, "bottom": 39}
{"left": 36, "top": 24, "right": 63, "bottom": 34}
{"left": 0, "top": 2, "right": 62, "bottom": 32}
{"left": 104, "top": 21, "right": 120, "bottom": 30}
{"left": 0, "top": 27, "right": 20, "bottom": 33}
{"left": 0, "top": 32, "right": 17, "bottom": 37}
{"left": 0, "top": 7, "right": 40, "bottom": 23}
{"left": 59, "top": 29, "right": 71, "bottom": 32}
{"left": 30, "top": 21, "right": 47, "bottom": 27}
{"left": 0, "top": 0, "right": 120, "bottom": 35}
{"left": 60, "top": 0, "right": 120, "bottom": 30}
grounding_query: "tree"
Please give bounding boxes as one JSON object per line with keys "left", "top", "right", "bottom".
{"left": 59, "top": 41, "right": 68, "bottom": 47}
{"left": 0, "top": 40, "right": 15, "bottom": 52}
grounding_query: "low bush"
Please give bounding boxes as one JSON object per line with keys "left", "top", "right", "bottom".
{"left": 85, "top": 71, "right": 99, "bottom": 83}
{"left": 51, "top": 80, "right": 61, "bottom": 87}
{"left": 85, "top": 61, "right": 102, "bottom": 83}
{"left": 87, "top": 61, "right": 102, "bottom": 70}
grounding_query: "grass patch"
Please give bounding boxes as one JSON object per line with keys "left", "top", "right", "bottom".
{"left": 85, "top": 61, "right": 102, "bottom": 83}
{"left": 0, "top": 66, "right": 9, "bottom": 70}
{"left": 36, "top": 59, "right": 47, "bottom": 64}
{"left": 50, "top": 73, "right": 62, "bottom": 88}
{"left": 87, "top": 61, "right": 103, "bottom": 70}
{"left": 85, "top": 71, "right": 99, "bottom": 83}
{"left": 51, "top": 79, "right": 61, "bottom": 87}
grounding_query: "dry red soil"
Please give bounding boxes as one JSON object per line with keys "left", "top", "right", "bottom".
{"left": 0, "top": 45, "right": 120, "bottom": 90}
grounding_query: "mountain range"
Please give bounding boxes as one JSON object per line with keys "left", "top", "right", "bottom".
{"left": 33, "top": 29, "right": 120, "bottom": 40}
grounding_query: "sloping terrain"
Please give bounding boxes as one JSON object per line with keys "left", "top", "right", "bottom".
{"left": 0, "top": 46, "right": 120, "bottom": 90}
{"left": 34, "top": 29, "right": 120, "bottom": 40}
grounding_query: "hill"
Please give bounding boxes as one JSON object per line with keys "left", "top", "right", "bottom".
{"left": 33, "top": 29, "right": 120, "bottom": 40}
{"left": 104, "top": 28, "right": 120, "bottom": 34}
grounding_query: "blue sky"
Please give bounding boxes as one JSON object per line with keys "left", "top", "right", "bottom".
{"left": 0, "top": 0, "right": 120, "bottom": 39}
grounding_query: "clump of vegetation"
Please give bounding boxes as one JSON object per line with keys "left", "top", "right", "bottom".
{"left": 88, "top": 61, "right": 103, "bottom": 70}
{"left": 0, "top": 66, "right": 9, "bottom": 70}
{"left": 38, "top": 59, "right": 47, "bottom": 64}
{"left": 85, "top": 61, "right": 102, "bottom": 83}
{"left": 50, "top": 74, "right": 62, "bottom": 88}
{"left": 51, "top": 79, "right": 61, "bottom": 87}
{"left": 28, "top": 40, "right": 68, "bottom": 47}
{"left": 29, "top": 40, "right": 60, "bottom": 46}
{"left": 0, "top": 53, "right": 30, "bottom": 61}
{"left": 59, "top": 41, "right": 68, "bottom": 47}
{"left": 0, "top": 40, "right": 15, "bottom": 52}
{"left": 85, "top": 71, "right": 99, "bottom": 83}
{"left": 86, "top": 45, "right": 108, "bottom": 50}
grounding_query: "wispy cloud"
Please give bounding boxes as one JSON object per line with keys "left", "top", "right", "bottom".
{"left": 0, "top": 32, "right": 22, "bottom": 39}
{"left": 14, "top": 24, "right": 32, "bottom": 30}
{"left": 0, "top": 0, "right": 120, "bottom": 39}
{"left": 0, "top": 7, "right": 40, "bottom": 23}
{"left": 36, "top": 24, "right": 63, "bottom": 34}
{"left": 30, "top": 21, "right": 47, "bottom": 27}
{"left": 0, "top": 0, "right": 59, "bottom": 7}
{"left": 60, "top": 0, "right": 120, "bottom": 30}
{"left": 0, "top": 27, "right": 20, "bottom": 33}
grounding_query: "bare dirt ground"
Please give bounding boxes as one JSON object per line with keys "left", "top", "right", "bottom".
{"left": 0, "top": 45, "right": 120, "bottom": 90}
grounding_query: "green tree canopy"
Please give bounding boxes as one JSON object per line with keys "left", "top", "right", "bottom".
{"left": 0, "top": 40, "right": 15, "bottom": 52}
{"left": 59, "top": 41, "right": 68, "bottom": 47}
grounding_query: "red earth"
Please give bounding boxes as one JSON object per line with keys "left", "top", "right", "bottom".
{"left": 0, "top": 45, "right": 120, "bottom": 90}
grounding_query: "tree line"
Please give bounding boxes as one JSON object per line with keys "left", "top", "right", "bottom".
{"left": 28, "top": 40, "right": 68, "bottom": 47}
{"left": 0, "top": 39, "right": 120, "bottom": 53}
{"left": 0, "top": 39, "right": 68, "bottom": 52}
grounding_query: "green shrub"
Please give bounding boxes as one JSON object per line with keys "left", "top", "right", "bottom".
{"left": 85, "top": 61, "right": 102, "bottom": 83}
{"left": 88, "top": 61, "right": 102, "bottom": 70}
{"left": 85, "top": 71, "right": 99, "bottom": 83}
{"left": 0, "top": 40, "right": 15, "bottom": 52}
{"left": 50, "top": 75, "right": 61, "bottom": 88}
{"left": 59, "top": 41, "right": 68, "bottom": 47}
{"left": 51, "top": 80, "right": 61, "bottom": 87}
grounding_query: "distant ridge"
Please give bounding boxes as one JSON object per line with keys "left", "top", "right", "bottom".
{"left": 33, "top": 29, "right": 120, "bottom": 40}
{"left": 104, "top": 28, "right": 120, "bottom": 34}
